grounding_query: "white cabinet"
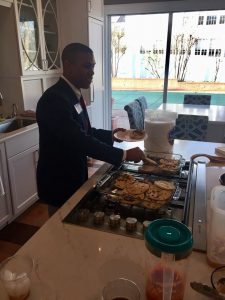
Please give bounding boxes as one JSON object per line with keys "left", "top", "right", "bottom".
{"left": 58, "top": 0, "right": 104, "bottom": 129}
{"left": 15, "top": 0, "right": 61, "bottom": 74}
{"left": 0, "top": 143, "right": 12, "bottom": 229}
{"left": 88, "top": 17, "right": 104, "bottom": 128}
{"left": 7, "top": 145, "right": 39, "bottom": 216}
{"left": 0, "top": 1, "right": 61, "bottom": 117}
{"left": 5, "top": 127, "right": 39, "bottom": 217}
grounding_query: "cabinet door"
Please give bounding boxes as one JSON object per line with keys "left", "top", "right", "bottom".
{"left": 0, "top": 143, "right": 12, "bottom": 228}
{"left": 41, "top": 0, "right": 60, "bottom": 70}
{"left": 17, "top": 0, "right": 43, "bottom": 71}
{"left": 8, "top": 145, "right": 39, "bottom": 216}
{"left": 16, "top": 0, "right": 60, "bottom": 73}
{"left": 88, "top": 17, "right": 104, "bottom": 129}
{"left": 88, "top": 0, "right": 103, "bottom": 21}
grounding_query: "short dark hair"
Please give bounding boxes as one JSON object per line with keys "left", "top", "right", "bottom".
{"left": 61, "top": 43, "right": 93, "bottom": 64}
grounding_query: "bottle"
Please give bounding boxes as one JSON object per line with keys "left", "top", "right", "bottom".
{"left": 144, "top": 219, "right": 193, "bottom": 300}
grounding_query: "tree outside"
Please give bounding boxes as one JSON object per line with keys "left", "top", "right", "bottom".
{"left": 111, "top": 23, "right": 127, "bottom": 77}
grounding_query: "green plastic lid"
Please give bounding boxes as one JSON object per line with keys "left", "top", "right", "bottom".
{"left": 144, "top": 219, "right": 193, "bottom": 259}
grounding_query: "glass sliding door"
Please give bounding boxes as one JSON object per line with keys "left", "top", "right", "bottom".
{"left": 167, "top": 11, "right": 225, "bottom": 105}
{"left": 109, "top": 10, "right": 225, "bottom": 129}
{"left": 111, "top": 14, "right": 169, "bottom": 129}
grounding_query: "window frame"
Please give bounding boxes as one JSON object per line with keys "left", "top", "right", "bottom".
{"left": 104, "top": 1, "right": 225, "bottom": 129}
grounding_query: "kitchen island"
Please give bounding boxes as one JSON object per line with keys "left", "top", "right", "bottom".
{"left": 1, "top": 139, "right": 225, "bottom": 300}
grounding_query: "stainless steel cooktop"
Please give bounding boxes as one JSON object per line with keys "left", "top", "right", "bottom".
{"left": 63, "top": 160, "right": 206, "bottom": 242}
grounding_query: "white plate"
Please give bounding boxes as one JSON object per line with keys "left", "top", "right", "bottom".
{"left": 114, "top": 129, "right": 147, "bottom": 142}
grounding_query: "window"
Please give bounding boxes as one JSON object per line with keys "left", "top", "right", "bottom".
{"left": 198, "top": 16, "right": 204, "bottom": 25}
{"left": 219, "top": 15, "right": 225, "bottom": 24}
{"left": 201, "top": 49, "right": 207, "bottom": 55}
{"left": 209, "top": 49, "right": 215, "bottom": 56}
{"left": 215, "top": 49, "right": 221, "bottom": 57}
{"left": 206, "top": 15, "right": 217, "bottom": 25}
{"left": 108, "top": 9, "right": 225, "bottom": 124}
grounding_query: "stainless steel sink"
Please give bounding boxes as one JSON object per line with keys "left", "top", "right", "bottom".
{"left": 0, "top": 118, "right": 36, "bottom": 133}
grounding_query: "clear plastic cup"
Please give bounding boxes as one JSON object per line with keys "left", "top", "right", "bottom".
{"left": 102, "top": 278, "right": 141, "bottom": 300}
{"left": 0, "top": 255, "right": 34, "bottom": 300}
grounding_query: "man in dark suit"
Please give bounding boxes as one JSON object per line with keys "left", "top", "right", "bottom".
{"left": 36, "top": 43, "right": 144, "bottom": 212}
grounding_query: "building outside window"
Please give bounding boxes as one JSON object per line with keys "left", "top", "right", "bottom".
{"left": 198, "top": 16, "right": 204, "bottom": 25}
{"left": 206, "top": 15, "right": 217, "bottom": 25}
{"left": 215, "top": 49, "right": 221, "bottom": 57}
{"left": 209, "top": 49, "right": 215, "bottom": 56}
{"left": 201, "top": 49, "right": 207, "bottom": 55}
{"left": 219, "top": 15, "right": 225, "bottom": 24}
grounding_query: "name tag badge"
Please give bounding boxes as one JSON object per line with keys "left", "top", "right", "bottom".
{"left": 74, "top": 103, "right": 83, "bottom": 114}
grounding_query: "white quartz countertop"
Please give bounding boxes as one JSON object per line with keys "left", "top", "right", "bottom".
{"left": 1, "top": 140, "right": 225, "bottom": 300}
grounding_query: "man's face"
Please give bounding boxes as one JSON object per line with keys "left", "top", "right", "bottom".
{"left": 65, "top": 51, "right": 95, "bottom": 89}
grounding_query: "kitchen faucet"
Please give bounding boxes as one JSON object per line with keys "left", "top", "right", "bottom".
{"left": 12, "top": 103, "right": 18, "bottom": 118}
{"left": 0, "top": 92, "right": 3, "bottom": 106}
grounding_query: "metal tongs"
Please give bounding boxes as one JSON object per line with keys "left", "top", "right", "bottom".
{"left": 142, "top": 155, "right": 158, "bottom": 166}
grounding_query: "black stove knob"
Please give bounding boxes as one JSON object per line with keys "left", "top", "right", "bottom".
{"left": 77, "top": 209, "right": 90, "bottom": 222}
{"left": 166, "top": 208, "right": 173, "bottom": 219}
{"left": 94, "top": 211, "right": 105, "bottom": 225}
{"left": 109, "top": 214, "right": 121, "bottom": 228}
{"left": 126, "top": 217, "right": 137, "bottom": 232}
{"left": 143, "top": 220, "right": 151, "bottom": 232}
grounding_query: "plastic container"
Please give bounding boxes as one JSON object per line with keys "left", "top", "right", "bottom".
{"left": 207, "top": 185, "right": 225, "bottom": 267}
{"left": 144, "top": 110, "right": 177, "bottom": 153}
{"left": 144, "top": 219, "right": 193, "bottom": 300}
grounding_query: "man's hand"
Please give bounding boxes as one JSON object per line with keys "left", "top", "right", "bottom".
{"left": 125, "top": 147, "right": 145, "bottom": 163}
{"left": 113, "top": 128, "right": 126, "bottom": 143}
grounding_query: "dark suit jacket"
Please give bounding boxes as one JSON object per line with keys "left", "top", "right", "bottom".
{"left": 36, "top": 78, "right": 123, "bottom": 207}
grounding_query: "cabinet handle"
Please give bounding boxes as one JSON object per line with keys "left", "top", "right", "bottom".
{"left": 0, "top": 175, "right": 5, "bottom": 196}
{"left": 34, "top": 150, "right": 39, "bottom": 169}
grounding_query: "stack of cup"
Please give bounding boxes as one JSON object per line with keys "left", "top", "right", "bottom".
{"left": 0, "top": 255, "right": 34, "bottom": 300}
